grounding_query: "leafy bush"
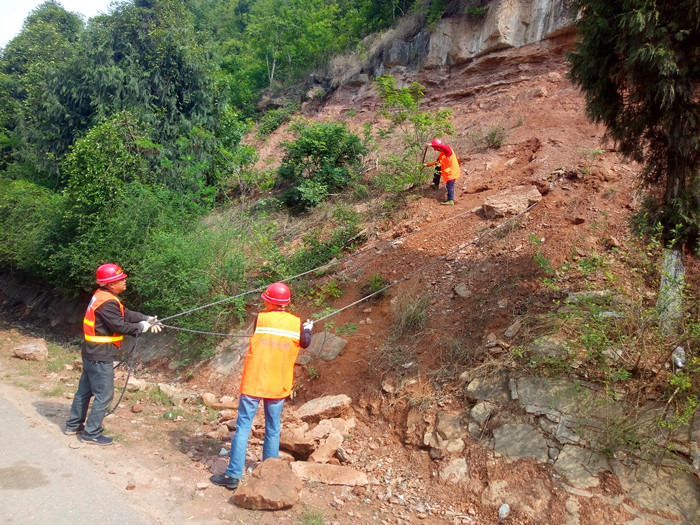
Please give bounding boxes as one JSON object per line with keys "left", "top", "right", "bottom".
{"left": 374, "top": 74, "right": 454, "bottom": 191}
{"left": 257, "top": 104, "right": 300, "bottom": 137}
{"left": 0, "top": 179, "right": 63, "bottom": 277}
{"left": 278, "top": 119, "right": 368, "bottom": 210}
{"left": 466, "top": 7, "right": 489, "bottom": 19}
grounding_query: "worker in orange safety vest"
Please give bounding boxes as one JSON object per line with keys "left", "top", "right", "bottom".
{"left": 210, "top": 282, "right": 312, "bottom": 491}
{"left": 425, "top": 138, "right": 461, "bottom": 205}
{"left": 65, "top": 263, "right": 161, "bottom": 446}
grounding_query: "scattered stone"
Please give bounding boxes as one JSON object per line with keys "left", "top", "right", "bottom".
{"left": 309, "top": 430, "right": 344, "bottom": 464}
{"left": 439, "top": 458, "right": 468, "bottom": 484}
{"left": 280, "top": 426, "right": 315, "bottom": 459}
{"left": 465, "top": 372, "right": 511, "bottom": 404}
{"left": 553, "top": 445, "right": 610, "bottom": 489}
{"left": 498, "top": 503, "right": 510, "bottom": 519}
{"left": 126, "top": 483, "right": 136, "bottom": 490}
{"left": 295, "top": 395, "right": 352, "bottom": 423}
{"left": 306, "top": 332, "right": 347, "bottom": 361}
{"left": 471, "top": 401, "right": 496, "bottom": 425}
{"left": 492, "top": 424, "right": 548, "bottom": 463}
{"left": 13, "top": 340, "right": 48, "bottom": 361}
{"left": 454, "top": 284, "right": 472, "bottom": 298}
{"left": 290, "top": 462, "right": 368, "bottom": 486}
{"left": 435, "top": 412, "right": 462, "bottom": 441}
{"left": 233, "top": 458, "right": 302, "bottom": 510}
{"left": 529, "top": 335, "right": 568, "bottom": 359}
{"left": 195, "top": 482, "right": 208, "bottom": 490}
{"left": 201, "top": 392, "right": 217, "bottom": 406}
{"left": 503, "top": 320, "right": 522, "bottom": 338}
{"left": 482, "top": 185, "right": 542, "bottom": 219}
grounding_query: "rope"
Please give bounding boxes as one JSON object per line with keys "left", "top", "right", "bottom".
{"left": 313, "top": 202, "right": 538, "bottom": 322}
{"left": 161, "top": 202, "right": 537, "bottom": 333}
{"left": 105, "top": 203, "right": 536, "bottom": 413}
{"left": 158, "top": 205, "right": 478, "bottom": 323}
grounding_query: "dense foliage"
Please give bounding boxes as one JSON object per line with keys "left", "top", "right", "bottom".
{"left": 568, "top": 0, "right": 700, "bottom": 248}
{"left": 278, "top": 119, "right": 368, "bottom": 210}
{"left": 0, "top": 0, "right": 422, "bottom": 353}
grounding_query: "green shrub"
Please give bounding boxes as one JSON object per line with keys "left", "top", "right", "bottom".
{"left": 466, "top": 6, "right": 489, "bottom": 19}
{"left": 257, "top": 104, "right": 299, "bottom": 137}
{"left": 0, "top": 179, "right": 63, "bottom": 277}
{"left": 278, "top": 119, "right": 368, "bottom": 210}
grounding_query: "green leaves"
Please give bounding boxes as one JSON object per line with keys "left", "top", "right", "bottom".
{"left": 568, "top": 0, "right": 700, "bottom": 249}
{"left": 278, "top": 119, "right": 368, "bottom": 210}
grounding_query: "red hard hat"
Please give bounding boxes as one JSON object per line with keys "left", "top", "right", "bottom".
{"left": 431, "top": 138, "right": 443, "bottom": 149}
{"left": 261, "top": 282, "right": 291, "bottom": 305}
{"left": 96, "top": 263, "right": 127, "bottom": 284}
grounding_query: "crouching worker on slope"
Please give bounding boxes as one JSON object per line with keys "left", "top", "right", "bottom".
{"left": 210, "top": 282, "right": 313, "bottom": 490}
{"left": 425, "top": 138, "right": 461, "bottom": 205}
{"left": 65, "top": 263, "right": 162, "bottom": 446}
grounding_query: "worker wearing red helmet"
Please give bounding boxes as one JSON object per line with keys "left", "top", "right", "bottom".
{"left": 425, "top": 138, "right": 461, "bottom": 205}
{"left": 210, "top": 282, "right": 312, "bottom": 490}
{"left": 65, "top": 263, "right": 161, "bottom": 446}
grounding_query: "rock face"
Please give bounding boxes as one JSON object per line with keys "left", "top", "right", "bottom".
{"left": 427, "top": 0, "right": 574, "bottom": 69}
{"left": 232, "top": 458, "right": 302, "bottom": 510}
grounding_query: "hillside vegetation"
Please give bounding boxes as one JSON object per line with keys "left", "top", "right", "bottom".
{"left": 1, "top": 1, "right": 700, "bottom": 504}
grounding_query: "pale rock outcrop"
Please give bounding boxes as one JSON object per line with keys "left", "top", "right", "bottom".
{"left": 425, "top": 0, "right": 574, "bottom": 69}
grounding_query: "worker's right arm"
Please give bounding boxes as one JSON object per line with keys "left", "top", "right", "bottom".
{"left": 97, "top": 301, "right": 144, "bottom": 337}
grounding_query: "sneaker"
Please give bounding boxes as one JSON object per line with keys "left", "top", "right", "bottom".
{"left": 441, "top": 200, "right": 455, "bottom": 205}
{"left": 82, "top": 434, "right": 114, "bottom": 446}
{"left": 64, "top": 425, "right": 85, "bottom": 435}
{"left": 209, "top": 474, "right": 239, "bottom": 490}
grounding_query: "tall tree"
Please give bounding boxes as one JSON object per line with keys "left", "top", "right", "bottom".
{"left": 0, "top": 1, "right": 83, "bottom": 184}
{"left": 568, "top": 1, "right": 700, "bottom": 332}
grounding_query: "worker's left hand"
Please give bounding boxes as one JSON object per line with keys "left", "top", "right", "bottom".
{"left": 150, "top": 323, "right": 162, "bottom": 334}
{"left": 303, "top": 319, "right": 314, "bottom": 331}
{"left": 147, "top": 315, "right": 158, "bottom": 323}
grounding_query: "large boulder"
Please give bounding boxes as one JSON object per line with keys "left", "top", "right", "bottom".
{"left": 232, "top": 458, "right": 302, "bottom": 510}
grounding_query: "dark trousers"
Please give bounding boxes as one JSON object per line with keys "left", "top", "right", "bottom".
{"left": 66, "top": 358, "right": 114, "bottom": 438}
{"left": 433, "top": 168, "right": 455, "bottom": 201}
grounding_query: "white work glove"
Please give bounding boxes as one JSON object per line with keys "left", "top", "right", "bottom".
{"left": 303, "top": 319, "right": 314, "bottom": 331}
{"left": 147, "top": 316, "right": 158, "bottom": 323}
{"left": 138, "top": 320, "right": 151, "bottom": 333}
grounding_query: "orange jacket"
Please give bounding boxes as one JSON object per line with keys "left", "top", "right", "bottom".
{"left": 239, "top": 311, "right": 302, "bottom": 398}
{"left": 428, "top": 150, "right": 461, "bottom": 182}
{"left": 83, "top": 289, "right": 125, "bottom": 347}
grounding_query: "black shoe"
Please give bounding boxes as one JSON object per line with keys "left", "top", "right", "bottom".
{"left": 82, "top": 434, "right": 114, "bottom": 446}
{"left": 64, "top": 425, "right": 85, "bottom": 435}
{"left": 210, "top": 474, "right": 239, "bottom": 490}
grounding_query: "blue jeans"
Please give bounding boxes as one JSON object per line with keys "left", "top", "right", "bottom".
{"left": 433, "top": 168, "right": 455, "bottom": 201}
{"left": 66, "top": 358, "right": 114, "bottom": 438}
{"left": 225, "top": 394, "right": 284, "bottom": 479}
{"left": 446, "top": 179, "right": 455, "bottom": 201}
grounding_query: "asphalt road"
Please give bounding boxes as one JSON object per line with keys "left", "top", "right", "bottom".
{"left": 0, "top": 390, "right": 154, "bottom": 525}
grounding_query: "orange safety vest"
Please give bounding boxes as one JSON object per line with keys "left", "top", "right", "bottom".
{"left": 83, "top": 289, "right": 125, "bottom": 346}
{"left": 239, "top": 311, "right": 302, "bottom": 398}
{"left": 430, "top": 151, "right": 461, "bottom": 182}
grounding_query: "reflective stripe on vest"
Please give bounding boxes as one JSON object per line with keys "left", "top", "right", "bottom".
{"left": 83, "top": 289, "right": 125, "bottom": 346}
{"left": 239, "top": 311, "right": 302, "bottom": 398}
{"left": 439, "top": 151, "right": 461, "bottom": 182}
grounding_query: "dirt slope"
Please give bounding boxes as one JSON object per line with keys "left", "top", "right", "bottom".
{"left": 2, "top": 32, "right": 680, "bottom": 525}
